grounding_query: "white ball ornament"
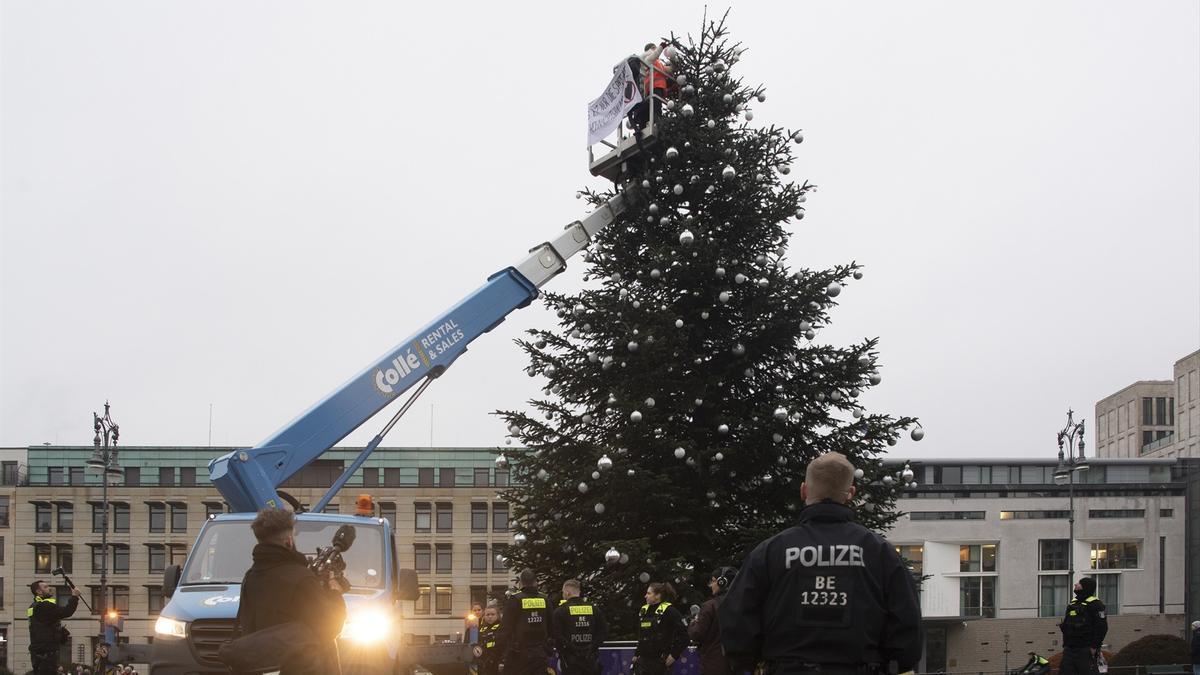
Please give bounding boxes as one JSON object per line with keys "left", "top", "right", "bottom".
{"left": 674, "top": 447, "right": 686, "bottom": 459}
{"left": 715, "top": 267, "right": 726, "bottom": 278}
{"left": 627, "top": 469, "right": 636, "bottom": 476}
{"left": 719, "top": 291, "right": 731, "bottom": 304}
{"left": 732, "top": 343, "right": 746, "bottom": 356}
{"left": 665, "top": 146, "right": 679, "bottom": 160}
{"left": 744, "top": 110, "right": 754, "bottom": 121}
{"left": 594, "top": 503, "right": 606, "bottom": 514}
{"left": 883, "top": 475, "right": 895, "bottom": 485}
{"left": 679, "top": 229, "right": 694, "bottom": 245}
{"left": 911, "top": 427, "right": 925, "bottom": 441}
{"left": 578, "top": 482, "right": 589, "bottom": 494}
{"left": 723, "top": 93, "right": 733, "bottom": 103}
{"left": 707, "top": 120, "right": 716, "bottom": 129}
{"left": 650, "top": 268, "right": 661, "bottom": 279}
{"left": 713, "top": 452, "right": 724, "bottom": 462}
{"left": 826, "top": 282, "right": 842, "bottom": 297}
{"left": 757, "top": 278, "right": 769, "bottom": 288}
{"left": 675, "top": 319, "right": 684, "bottom": 328}
{"left": 792, "top": 131, "right": 804, "bottom": 143}
{"left": 630, "top": 410, "right": 643, "bottom": 422}
{"left": 673, "top": 184, "right": 684, "bottom": 195}
{"left": 537, "top": 469, "right": 548, "bottom": 480}
{"left": 757, "top": 93, "right": 766, "bottom": 102}
{"left": 639, "top": 572, "right": 651, "bottom": 583}
{"left": 681, "top": 104, "right": 695, "bottom": 117}
{"left": 773, "top": 407, "right": 788, "bottom": 420}
{"left": 869, "top": 374, "right": 882, "bottom": 385}
{"left": 606, "top": 547, "right": 620, "bottom": 563}
{"left": 514, "top": 533, "right": 527, "bottom": 545}
{"left": 645, "top": 398, "right": 656, "bottom": 408}
{"left": 854, "top": 469, "right": 865, "bottom": 479}
{"left": 597, "top": 455, "right": 613, "bottom": 471}
{"left": 717, "top": 424, "right": 730, "bottom": 435}
{"left": 734, "top": 273, "right": 747, "bottom": 284}
{"left": 495, "top": 454, "right": 509, "bottom": 469}
{"left": 722, "top": 165, "right": 736, "bottom": 180}
{"left": 628, "top": 341, "right": 639, "bottom": 352}
{"left": 772, "top": 432, "right": 784, "bottom": 443}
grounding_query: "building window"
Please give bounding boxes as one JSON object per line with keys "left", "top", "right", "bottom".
{"left": 1001, "top": 510, "right": 1070, "bottom": 519}
{"left": 35, "top": 503, "right": 52, "bottom": 532}
{"left": 34, "top": 544, "right": 52, "bottom": 574}
{"left": 940, "top": 466, "right": 962, "bottom": 484}
{"left": 148, "top": 546, "right": 166, "bottom": 574}
{"left": 492, "top": 503, "right": 509, "bottom": 532}
{"left": 1096, "top": 574, "right": 1120, "bottom": 614}
{"left": 414, "top": 545, "right": 431, "bottom": 572}
{"left": 960, "top": 577, "right": 996, "bottom": 618}
{"left": 168, "top": 545, "right": 186, "bottom": 567}
{"left": 895, "top": 545, "right": 923, "bottom": 575}
{"left": 111, "top": 586, "right": 129, "bottom": 613}
{"left": 92, "top": 505, "right": 106, "bottom": 533}
{"left": 170, "top": 505, "right": 187, "bottom": 533}
{"left": 55, "top": 545, "right": 71, "bottom": 573}
{"left": 1039, "top": 574, "right": 1069, "bottom": 617}
{"left": 91, "top": 545, "right": 106, "bottom": 574}
{"left": 148, "top": 503, "right": 165, "bottom": 532}
{"left": 113, "top": 503, "right": 129, "bottom": 533}
{"left": 112, "top": 545, "right": 129, "bottom": 574}
{"left": 1039, "top": 539, "right": 1068, "bottom": 571}
{"left": 435, "top": 503, "right": 453, "bottom": 532}
{"left": 384, "top": 467, "right": 401, "bottom": 487}
{"left": 415, "top": 585, "right": 431, "bottom": 615}
{"left": 439, "top": 468, "right": 456, "bottom": 487}
{"left": 960, "top": 544, "right": 997, "bottom": 573}
{"left": 909, "top": 511, "right": 985, "bottom": 521}
{"left": 1, "top": 461, "right": 18, "bottom": 485}
{"left": 48, "top": 467, "right": 65, "bottom": 485}
{"left": 379, "top": 502, "right": 396, "bottom": 529}
{"left": 180, "top": 467, "right": 197, "bottom": 487}
{"left": 435, "top": 585, "right": 453, "bottom": 614}
{"left": 435, "top": 544, "right": 453, "bottom": 573}
{"left": 362, "top": 468, "right": 379, "bottom": 488}
{"left": 1091, "top": 542, "right": 1138, "bottom": 569}
{"left": 471, "top": 503, "right": 488, "bottom": 532}
{"left": 1089, "top": 509, "right": 1146, "bottom": 519}
{"left": 56, "top": 503, "right": 73, "bottom": 533}
{"left": 147, "top": 586, "right": 164, "bottom": 614}
{"left": 1160, "top": 509, "right": 1174, "bottom": 518}
{"left": 471, "top": 544, "right": 488, "bottom": 573}
{"left": 90, "top": 587, "right": 103, "bottom": 615}
{"left": 158, "top": 467, "right": 174, "bottom": 487}
{"left": 1142, "top": 397, "right": 1154, "bottom": 425}
{"left": 414, "top": 503, "right": 431, "bottom": 533}
{"left": 470, "top": 585, "right": 488, "bottom": 609}
{"left": 492, "top": 545, "right": 508, "bottom": 572}
{"left": 124, "top": 467, "right": 140, "bottom": 487}
{"left": 0, "top": 537, "right": 4, "bottom": 564}
{"left": 418, "top": 468, "right": 434, "bottom": 487}
{"left": 204, "top": 503, "right": 222, "bottom": 520}
{"left": 0, "top": 496, "right": 9, "bottom": 527}
{"left": 69, "top": 467, "right": 85, "bottom": 485}
{"left": 495, "top": 469, "right": 509, "bottom": 486}
{"left": 474, "top": 468, "right": 490, "bottom": 487}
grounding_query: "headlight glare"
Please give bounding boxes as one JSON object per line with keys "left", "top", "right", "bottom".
{"left": 341, "top": 608, "right": 392, "bottom": 644}
{"left": 154, "top": 616, "right": 187, "bottom": 638}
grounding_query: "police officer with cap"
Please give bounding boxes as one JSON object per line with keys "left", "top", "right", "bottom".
{"left": 498, "top": 569, "right": 552, "bottom": 675}
{"left": 552, "top": 578, "right": 608, "bottom": 675}
{"left": 719, "top": 451, "right": 923, "bottom": 675}
{"left": 27, "top": 580, "right": 80, "bottom": 675}
{"left": 1059, "top": 576, "right": 1107, "bottom": 675}
{"left": 689, "top": 567, "right": 737, "bottom": 675}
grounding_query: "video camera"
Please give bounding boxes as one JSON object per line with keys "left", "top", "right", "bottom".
{"left": 309, "top": 524, "right": 355, "bottom": 592}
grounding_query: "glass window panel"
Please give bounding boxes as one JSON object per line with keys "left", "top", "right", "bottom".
{"left": 362, "top": 468, "right": 379, "bottom": 488}
{"left": 471, "top": 544, "right": 488, "bottom": 573}
{"left": 418, "top": 468, "right": 434, "bottom": 487}
{"left": 941, "top": 467, "right": 962, "bottom": 484}
{"left": 1096, "top": 575, "right": 1120, "bottom": 614}
{"left": 379, "top": 502, "right": 396, "bottom": 529}
{"left": 414, "top": 503, "right": 431, "bottom": 533}
{"left": 148, "top": 504, "right": 165, "bottom": 533}
{"left": 34, "top": 545, "right": 51, "bottom": 574}
{"left": 435, "top": 544, "right": 453, "bottom": 573}
{"left": 1039, "top": 540, "right": 1068, "bottom": 571}
{"left": 495, "top": 469, "right": 510, "bottom": 487}
{"left": 991, "top": 466, "right": 1009, "bottom": 484}
{"left": 57, "top": 504, "right": 72, "bottom": 533}
{"left": 35, "top": 504, "right": 51, "bottom": 533}
{"left": 492, "top": 545, "right": 508, "bottom": 571}
{"left": 471, "top": 503, "right": 488, "bottom": 532}
{"left": 474, "top": 468, "right": 490, "bottom": 487}
{"left": 439, "top": 468, "right": 456, "bottom": 487}
{"left": 112, "top": 545, "right": 129, "bottom": 574}
{"left": 414, "top": 545, "right": 431, "bottom": 572}
{"left": 435, "top": 503, "right": 453, "bottom": 532}
{"left": 492, "top": 503, "right": 509, "bottom": 532}
{"left": 171, "top": 505, "right": 187, "bottom": 533}
{"left": 435, "top": 585, "right": 453, "bottom": 614}
{"left": 415, "top": 585, "right": 430, "bottom": 615}
{"left": 113, "top": 504, "right": 129, "bottom": 533}
{"left": 384, "top": 468, "right": 401, "bottom": 487}
{"left": 962, "top": 466, "right": 980, "bottom": 484}
{"left": 149, "top": 546, "right": 166, "bottom": 574}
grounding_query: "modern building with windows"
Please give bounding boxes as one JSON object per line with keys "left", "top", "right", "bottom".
{"left": 889, "top": 457, "right": 1192, "bottom": 673}
{"left": 3, "top": 445, "right": 518, "bottom": 673}
{"left": 1096, "top": 349, "right": 1200, "bottom": 458}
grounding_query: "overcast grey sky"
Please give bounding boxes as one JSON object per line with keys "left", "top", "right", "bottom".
{"left": 2, "top": 1, "right": 1197, "bottom": 460}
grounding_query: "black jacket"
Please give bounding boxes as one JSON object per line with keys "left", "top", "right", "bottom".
{"left": 718, "top": 501, "right": 923, "bottom": 673}
{"left": 689, "top": 592, "right": 732, "bottom": 675}
{"left": 1190, "top": 628, "right": 1200, "bottom": 665}
{"left": 236, "top": 543, "right": 347, "bottom": 675}
{"left": 28, "top": 595, "right": 78, "bottom": 651}
{"left": 552, "top": 597, "right": 608, "bottom": 665}
{"left": 1060, "top": 588, "right": 1107, "bottom": 650}
{"left": 477, "top": 621, "right": 503, "bottom": 675}
{"left": 498, "top": 587, "right": 552, "bottom": 665}
{"left": 635, "top": 601, "right": 688, "bottom": 662}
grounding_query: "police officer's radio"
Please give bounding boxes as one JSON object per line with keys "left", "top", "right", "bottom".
{"left": 309, "top": 524, "right": 355, "bottom": 591}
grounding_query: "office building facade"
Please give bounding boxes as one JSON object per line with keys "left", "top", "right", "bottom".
{"left": 1096, "top": 349, "right": 1200, "bottom": 459}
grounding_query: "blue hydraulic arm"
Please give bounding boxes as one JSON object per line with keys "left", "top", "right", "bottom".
{"left": 209, "top": 188, "right": 634, "bottom": 513}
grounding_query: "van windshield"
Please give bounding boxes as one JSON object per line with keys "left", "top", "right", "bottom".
{"left": 181, "top": 519, "right": 386, "bottom": 589}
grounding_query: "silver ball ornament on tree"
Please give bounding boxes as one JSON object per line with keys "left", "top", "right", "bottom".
{"left": 597, "top": 454, "right": 613, "bottom": 471}
{"left": 744, "top": 110, "right": 754, "bottom": 121}
{"left": 673, "top": 184, "right": 684, "bottom": 195}
{"left": 911, "top": 427, "right": 925, "bottom": 441}
{"left": 722, "top": 165, "right": 736, "bottom": 180}
{"left": 854, "top": 468, "right": 865, "bottom": 480}
{"left": 717, "top": 424, "right": 730, "bottom": 435}
{"left": 495, "top": 454, "right": 509, "bottom": 469}
{"left": 772, "top": 432, "right": 784, "bottom": 443}
{"left": 757, "top": 278, "right": 769, "bottom": 288}
{"left": 795, "top": 208, "right": 805, "bottom": 220}
{"left": 639, "top": 572, "right": 651, "bottom": 583}
{"left": 650, "top": 268, "right": 661, "bottom": 279}
{"left": 773, "top": 407, "right": 788, "bottom": 420}
{"left": 594, "top": 503, "right": 606, "bottom": 514}
{"left": 630, "top": 410, "right": 643, "bottom": 423}
{"left": 718, "top": 291, "right": 731, "bottom": 304}
{"left": 713, "top": 452, "right": 724, "bottom": 462}
{"left": 826, "top": 282, "right": 842, "bottom": 297}
{"left": 513, "top": 533, "right": 527, "bottom": 545}
{"left": 627, "top": 341, "right": 639, "bottom": 352}
{"left": 869, "top": 373, "right": 882, "bottom": 385}
{"left": 578, "top": 482, "right": 589, "bottom": 494}
{"left": 734, "top": 273, "right": 747, "bottom": 285}
{"left": 605, "top": 547, "right": 620, "bottom": 564}
{"left": 674, "top": 447, "right": 686, "bottom": 459}
{"left": 675, "top": 319, "right": 684, "bottom": 328}
{"left": 679, "top": 229, "right": 694, "bottom": 246}
{"left": 664, "top": 147, "right": 679, "bottom": 161}
{"left": 715, "top": 267, "right": 726, "bottom": 278}
{"left": 681, "top": 104, "right": 695, "bottom": 117}
{"left": 732, "top": 343, "right": 746, "bottom": 356}
{"left": 792, "top": 131, "right": 804, "bottom": 143}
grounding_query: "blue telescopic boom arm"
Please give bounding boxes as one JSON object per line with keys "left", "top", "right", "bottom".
{"left": 209, "top": 189, "right": 633, "bottom": 513}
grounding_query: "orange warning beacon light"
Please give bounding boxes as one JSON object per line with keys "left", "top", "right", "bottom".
{"left": 355, "top": 494, "right": 375, "bottom": 516}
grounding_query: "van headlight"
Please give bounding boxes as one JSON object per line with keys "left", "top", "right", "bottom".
{"left": 341, "top": 607, "right": 392, "bottom": 645}
{"left": 154, "top": 616, "right": 188, "bottom": 638}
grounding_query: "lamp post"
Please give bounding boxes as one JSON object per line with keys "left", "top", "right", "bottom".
{"left": 1054, "top": 409, "right": 1088, "bottom": 589}
{"left": 87, "top": 402, "right": 123, "bottom": 643}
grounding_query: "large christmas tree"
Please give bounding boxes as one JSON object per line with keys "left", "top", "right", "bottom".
{"left": 497, "top": 15, "right": 920, "bottom": 635}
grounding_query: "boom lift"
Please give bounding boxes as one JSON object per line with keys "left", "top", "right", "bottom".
{"left": 148, "top": 186, "right": 635, "bottom": 675}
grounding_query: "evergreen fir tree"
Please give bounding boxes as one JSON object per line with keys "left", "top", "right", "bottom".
{"left": 496, "top": 14, "right": 921, "bottom": 636}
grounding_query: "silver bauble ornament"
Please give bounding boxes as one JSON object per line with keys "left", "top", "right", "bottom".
{"left": 679, "top": 229, "right": 694, "bottom": 245}
{"left": 717, "top": 424, "right": 730, "bottom": 435}
{"left": 757, "top": 93, "right": 766, "bottom": 102}
{"left": 694, "top": 398, "right": 704, "bottom": 406}
{"left": 594, "top": 503, "right": 606, "bottom": 514}
{"left": 606, "top": 547, "right": 620, "bottom": 563}
{"left": 673, "top": 184, "right": 684, "bottom": 195}
{"left": 883, "top": 475, "right": 895, "bottom": 485}
{"left": 627, "top": 341, "right": 639, "bottom": 352}
{"left": 639, "top": 572, "right": 651, "bottom": 583}
{"left": 513, "top": 533, "right": 527, "bottom": 545}
{"left": 597, "top": 455, "right": 613, "bottom": 471}
{"left": 644, "top": 397, "right": 656, "bottom": 408}
{"left": 537, "top": 468, "right": 548, "bottom": 480}
{"left": 681, "top": 104, "right": 695, "bottom": 117}
{"left": 675, "top": 319, "right": 684, "bottom": 328}
{"left": 627, "top": 469, "right": 636, "bottom": 476}
{"left": 805, "top": 329, "right": 816, "bottom": 340}
{"left": 674, "top": 447, "right": 686, "bottom": 459}
{"left": 826, "top": 282, "right": 842, "bottom": 297}
{"left": 707, "top": 119, "right": 716, "bottom": 129}
{"left": 719, "top": 291, "right": 731, "bottom": 303}
{"left": 713, "top": 452, "right": 724, "bottom": 461}
{"left": 901, "top": 466, "right": 915, "bottom": 482}
{"left": 700, "top": 311, "right": 710, "bottom": 319}
{"left": 773, "top": 407, "right": 787, "bottom": 420}
{"left": 744, "top": 110, "right": 754, "bottom": 121}
{"left": 715, "top": 267, "right": 726, "bottom": 277}
{"left": 772, "top": 432, "right": 784, "bottom": 443}
{"left": 732, "top": 343, "right": 746, "bottom": 356}
{"left": 543, "top": 364, "right": 556, "bottom": 376}
{"left": 853, "top": 468, "right": 865, "bottom": 480}
{"left": 911, "top": 428, "right": 925, "bottom": 441}
{"left": 869, "top": 373, "right": 882, "bottom": 385}
{"left": 495, "top": 454, "right": 509, "bottom": 469}
{"left": 630, "top": 410, "right": 643, "bottom": 422}
{"left": 792, "top": 131, "right": 804, "bottom": 143}
{"left": 757, "top": 278, "right": 769, "bottom": 288}
{"left": 722, "top": 165, "right": 736, "bottom": 180}
{"left": 734, "top": 273, "right": 747, "bottom": 284}
{"left": 779, "top": 166, "right": 791, "bottom": 175}
{"left": 665, "top": 146, "right": 679, "bottom": 160}
{"left": 578, "top": 482, "right": 589, "bottom": 494}
{"left": 650, "top": 268, "right": 661, "bottom": 279}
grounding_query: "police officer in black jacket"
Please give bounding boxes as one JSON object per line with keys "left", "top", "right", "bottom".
{"left": 498, "top": 569, "right": 552, "bottom": 675}
{"left": 634, "top": 582, "right": 689, "bottom": 675}
{"left": 719, "top": 452, "right": 923, "bottom": 675}
{"left": 1059, "top": 577, "right": 1108, "bottom": 675}
{"left": 552, "top": 578, "right": 608, "bottom": 675}
{"left": 27, "top": 580, "right": 80, "bottom": 675}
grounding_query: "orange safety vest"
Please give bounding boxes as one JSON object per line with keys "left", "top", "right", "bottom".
{"left": 644, "top": 59, "right": 669, "bottom": 93}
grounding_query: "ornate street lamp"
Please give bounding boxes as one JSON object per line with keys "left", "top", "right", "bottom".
{"left": 87, "top": 402, "right": 122, "bottom": 641}
{"left": 1054, "top": 409, "right": 1087, "bottom": 582}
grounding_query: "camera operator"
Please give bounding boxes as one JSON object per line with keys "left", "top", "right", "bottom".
{"left": 236, "top": 508, "right": 348, "bottom": 675}
{"left": 27, "top": 580, "right": 80, "bottom": 675}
